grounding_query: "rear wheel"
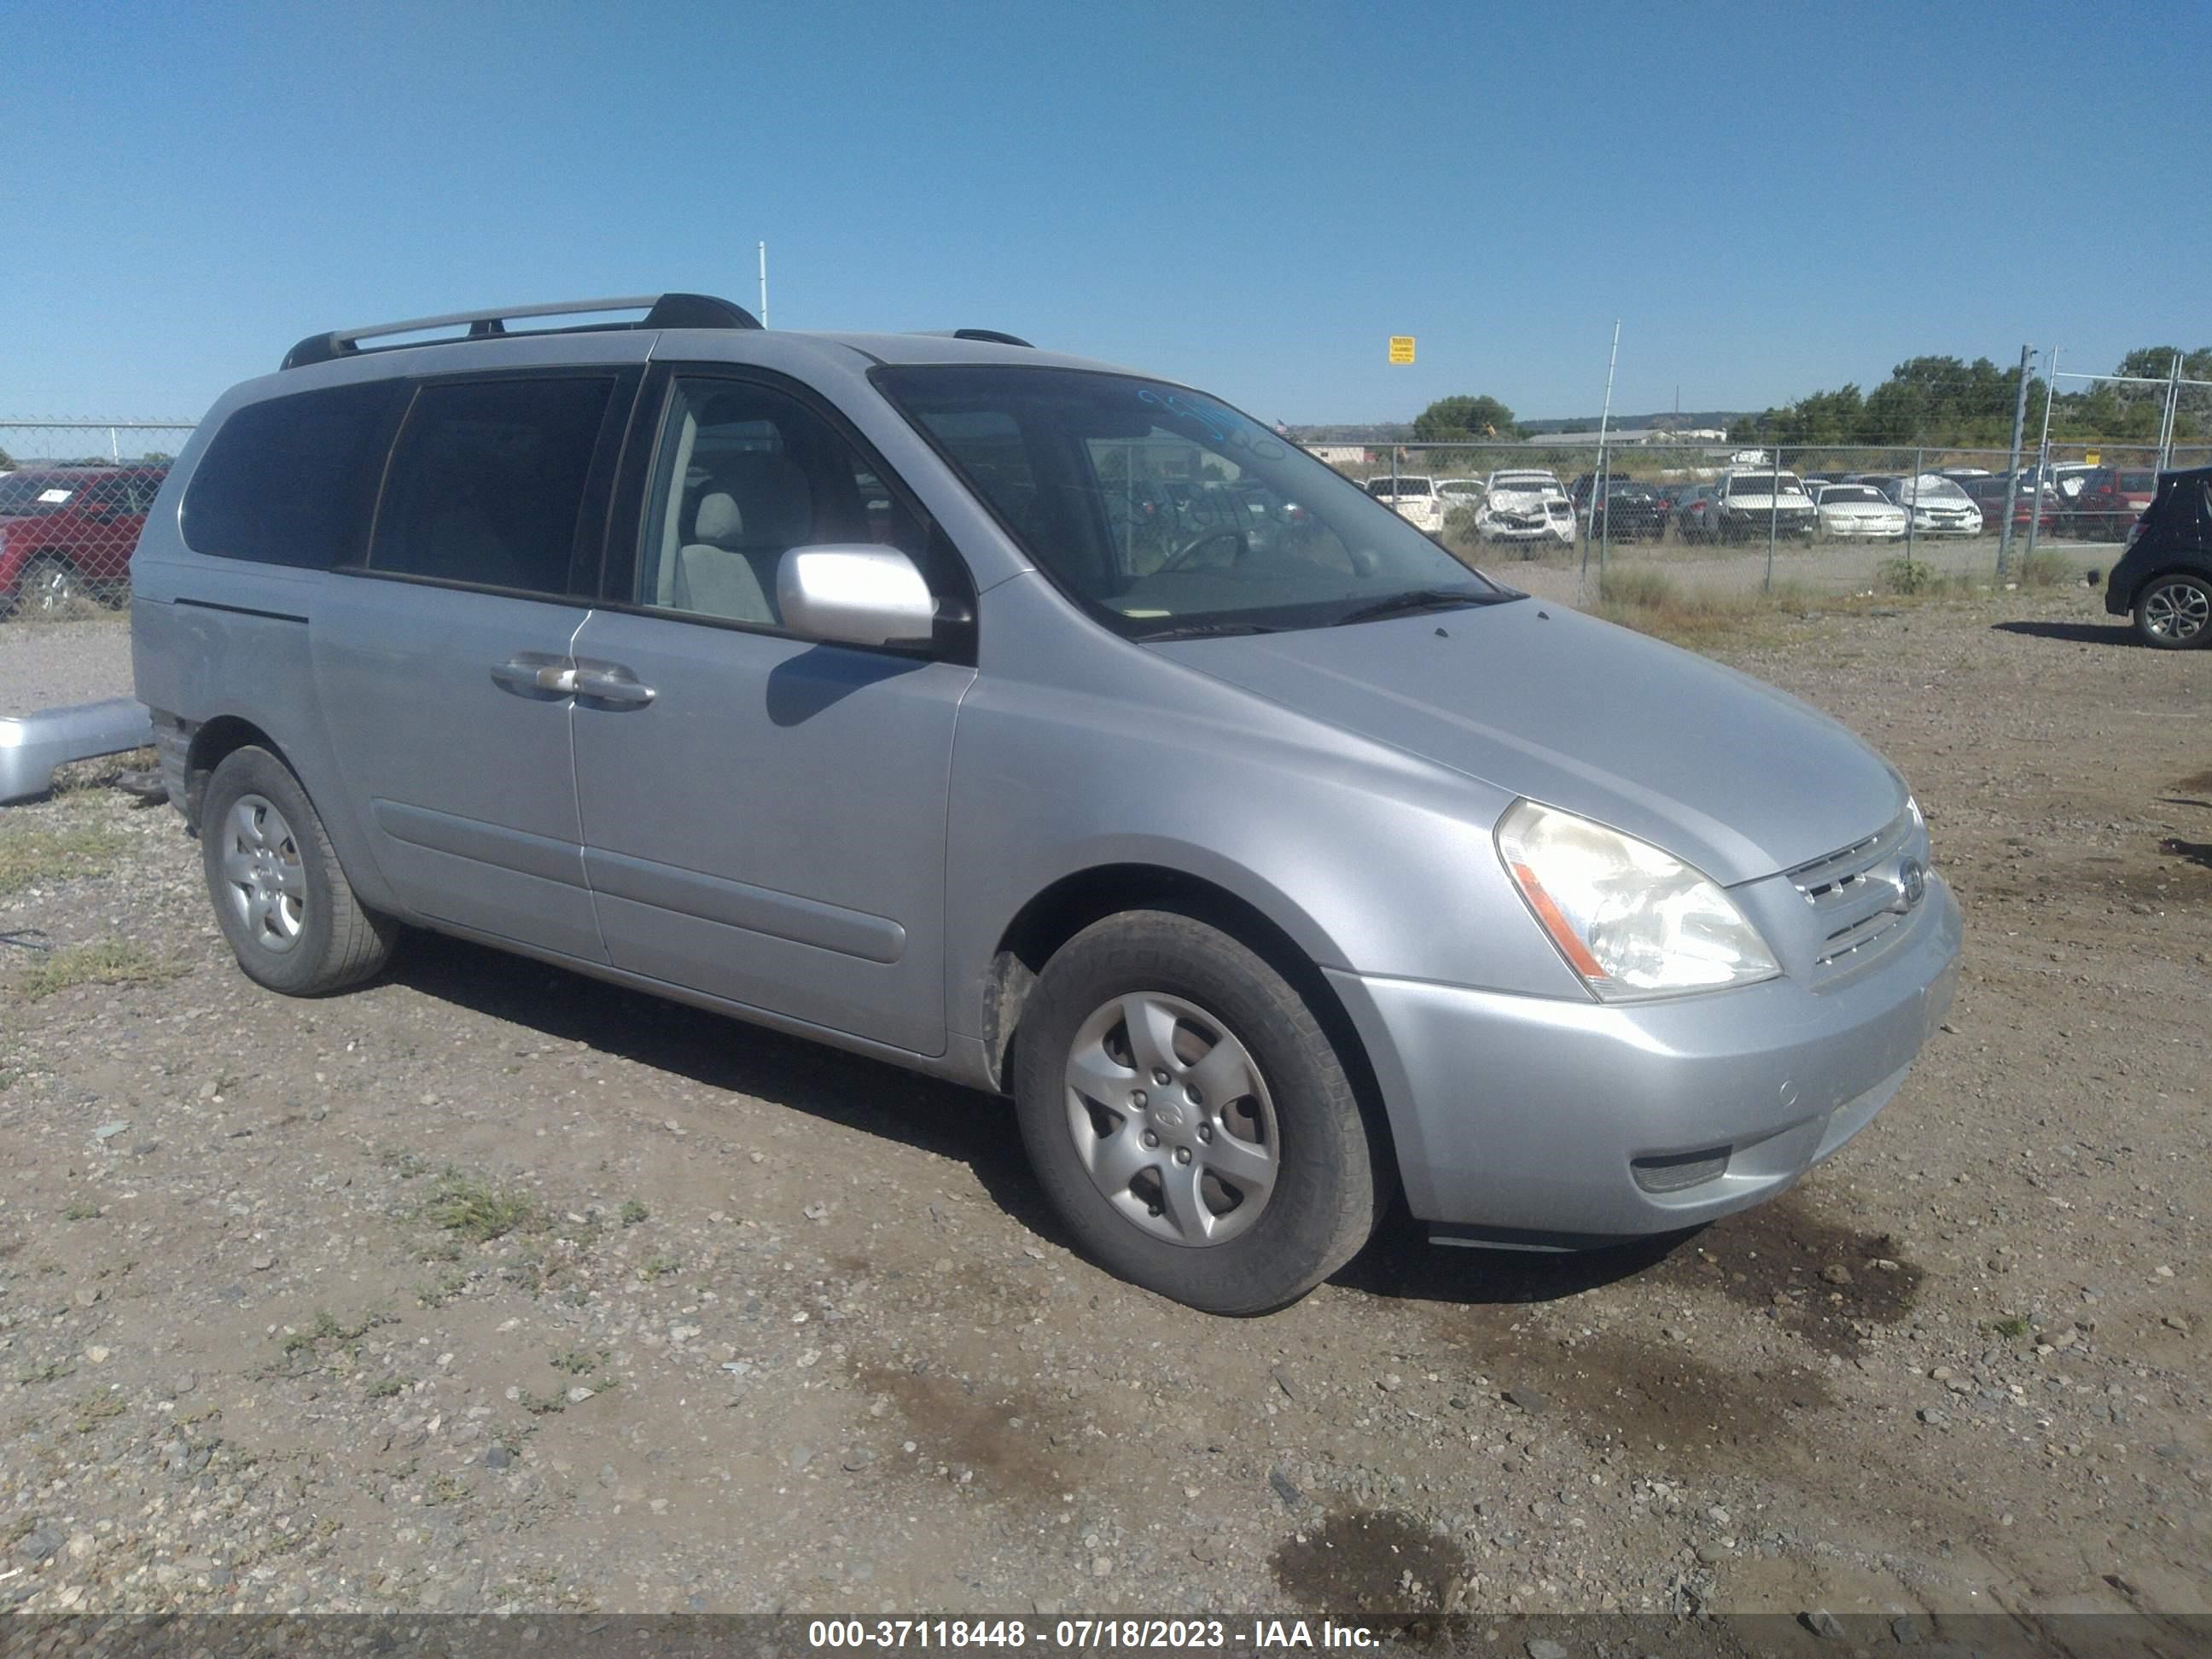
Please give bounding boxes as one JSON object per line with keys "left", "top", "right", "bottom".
{"left": 200, "top": 747, "right": 396, "bottom": 994}
{"left": 2134, "top": 573, "right": 2211, "bottom": 649}
{"left": 1013, "top": 911, "right": 1382, "bottom": 1314}
{"left": 15, "top": 555, "right": 84, "bottom": 618}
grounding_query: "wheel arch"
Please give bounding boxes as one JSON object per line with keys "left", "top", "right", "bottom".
{"left": 183, "top": 715, "right": 285, "bottom": 832}
{"left": 977, "top": 860, "right": 1396, "bottom": 1179}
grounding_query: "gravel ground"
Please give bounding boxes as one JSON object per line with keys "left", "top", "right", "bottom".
{"left": 0, "top": 615, "right": 132, "bottom": 718}
{"left": 0, "top": 583, "right": 2205, "bottom": 1633}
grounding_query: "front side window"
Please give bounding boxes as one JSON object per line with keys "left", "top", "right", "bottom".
{"left": 877, "top": 366, "right": 1510, "bottom": 637}
{"left": 368, "top": 376, "right": 611, "bottom": 595}
{"left": 634, "top": 375, "right": 940, "bottom": 627}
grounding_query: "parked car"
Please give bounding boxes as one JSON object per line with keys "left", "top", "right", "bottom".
{"left": 2070, "top": 466, "right": 2160, "bottom": 541}
{"left": 1568, "top": 473, "right": 1669, "bottom": 542}
{"left": 1813, "top": 484, "right": 1908, "bottom": 540}
{"left": 1363, "top": 474, "right": 1445, "bottom": 535}
{"left": 2104, "top": 465, "right": 2211, "bottom": 648}
{"left": 1436, "top": 478, "right": 1485, "bottom": 505}
{"left": 1711, "top": 470, "right": 1817, "bottom": 541}
{"left": 1673, "top": 484, "right": 1723, "bottom": 542}
{"left": 132, "top": 292, "right": 1960, "bottom": 1313}
{"left": 1473, "top": 470, "right": 1575, "bottom": 547}
{"left": 0, "top": 464, "right": 167, "bottom": 615}
{"left": 1955, "top": 474, "right": 2057, "bottom": 537}
{"left": 1861, "top": 474, "right": 1982, "bottom": 537}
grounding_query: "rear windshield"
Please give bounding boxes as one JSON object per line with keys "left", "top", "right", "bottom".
{"left": 0, "top": 474, "right": 82, "bottom": 516}
{"left": 2116, "top": 470, "right": 2155, "bottom": 491}
{"left": 1728, "top": 474, "right": 1805, "bottom": 496}
{"left": 1819, "top": 486, "right": 1886, "bottom": 504}
{"left": 1365, "top": 478, "right": 1433, "bottom": 496}
{"left": 875, "top": 364, "right": 1511, "bottom": 638}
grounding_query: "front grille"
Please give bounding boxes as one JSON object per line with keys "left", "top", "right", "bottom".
{"left": 1789, "top": 810, "right": 1918, "bottom": 975}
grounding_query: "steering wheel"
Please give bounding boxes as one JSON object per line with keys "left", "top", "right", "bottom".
{"left": 1158, "top": 527, "right": 1249, "bottom": 574}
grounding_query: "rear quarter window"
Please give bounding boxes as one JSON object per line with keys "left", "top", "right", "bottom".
{"left": 182, "top": 381, "right": 403, "bottom": 568}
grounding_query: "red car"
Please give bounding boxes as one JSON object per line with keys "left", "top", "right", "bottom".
{"left": 2069, "top": 466, "right": 2158, "bottom": 541}
{"left": 1958, "top": 474, "right": 2059, "bottom": 536}
{"left": 0, "top": 465, "right": 166, "bottom": 615}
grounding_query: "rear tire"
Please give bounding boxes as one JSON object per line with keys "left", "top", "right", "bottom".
{"left": 14, "top": 554, "right": 84, "bottom": 618}
{"left": 2133, "top": 573, "right": 2211, "bottom": 649}
{"left": 1013, "top": 911, "right": 1382, "bottom": 1314}
{"left": 200, "top": 747, "right": 396, "bottom": 994}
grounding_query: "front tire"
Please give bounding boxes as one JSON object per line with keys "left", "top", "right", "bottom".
{"left": 15, "top": 554, "right": 84, "bottom": 618}
{"left": 200, "top": 747, "right": 396, "bottom": 994}
{"left": 1013, "top": 911, "right": 1382, "bottom": 1314}
{"left": 2134, "top": 573, "right": 2211, "bottom": 649}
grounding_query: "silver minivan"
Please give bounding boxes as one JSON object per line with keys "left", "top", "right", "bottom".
{"left": 131, "top": 294, "right": 1960, "bottom": 1313}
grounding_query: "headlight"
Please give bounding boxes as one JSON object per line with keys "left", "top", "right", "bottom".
{"left": 1496, "top": 800, "right": 1780, "bottom": 1000}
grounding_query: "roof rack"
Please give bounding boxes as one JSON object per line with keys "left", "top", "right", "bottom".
{"left": 279, "top": 292, "right": 762, "bottom": 371}
{"left": 912, "top": 328, "right": 1035, "bottom": 349}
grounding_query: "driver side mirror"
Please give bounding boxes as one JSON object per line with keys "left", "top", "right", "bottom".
{"left": 777, "top": 545, "right": 939, "bottom": 648}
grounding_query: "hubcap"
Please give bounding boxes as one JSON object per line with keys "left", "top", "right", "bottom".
{"left": 32, "top": 562, "right": 80, "bottom": 612}
{"left": 2145, "top": 581, "right": 2209, "bottom": 643}
{"left": 1064, "top": 992, "right": 1279, "bottom": 1247}
{"left": 220, "top": 794, "right": 306, "bottom": 953}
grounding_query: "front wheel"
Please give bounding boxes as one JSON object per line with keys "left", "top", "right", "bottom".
{"left": 2134, "top": 573, "right": 2212, "bottom": 649}
{"left": 13, "top": 555, "right": 84, "bottom": 618}
{"left": 201, "top": 746, "right": 397, "bottom": 993}
{"left": 1013, "top": 911, "right": 1382, "bottom": 1313}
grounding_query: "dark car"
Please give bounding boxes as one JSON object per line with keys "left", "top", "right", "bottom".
{"left": 1567, "top": 473, "right": 1668, "bottom": 542}
{"left": 2071, "top": 466, "right": 2160, "bottom": 541}
{"left": 2103, "top": 465, "right": 2211, "bottom": 648}
{"left": 1957, "top": 474, "right": 2058, "bottom": 537}
{"left": 0, "top": 465, "right": 167, "bottom": 614}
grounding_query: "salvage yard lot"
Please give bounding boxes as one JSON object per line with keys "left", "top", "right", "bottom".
{"left": 0, "top": 585, "right": 2205, "bottom": 1628}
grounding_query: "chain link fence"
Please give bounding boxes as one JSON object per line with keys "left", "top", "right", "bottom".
{"left": 1292, "top": 434, "right": 2197, "bottom": 598}
{"left": 0, "top": 422, "right": 197, "bottom": 616}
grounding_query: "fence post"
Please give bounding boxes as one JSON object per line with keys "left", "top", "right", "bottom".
{"left": 2157, "top": 352, "right": 2182, "bottom": 472}
{"left": 1765, "top": 445, "right": 1779, "bottom": 593}
{"left": 2023, "top": 348, "right": 2058, "bottom": 568}
{"left": 1995, "top": 343, "right": 2032, "bottom": 583}
{"left": 108, "top": 426, "right": 120, "bottom": 463}
{"left": 1904, "top": 446, "right": 1922, "bottom": 569}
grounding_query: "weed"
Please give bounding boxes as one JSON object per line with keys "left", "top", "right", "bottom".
{"left": 72, "top": 1390, "right": 126, "bottom": 1434}
{"left": 365, "top": 1376, "right": 410, "bottom": 1400}
{"left": 1991, "top": 1313, "right": 2032, "bottom": 1341}
{"left": 1590, "top": 570, "right": 1819, "bottom": 648}
{"left": 425, "top": 1472, "right": 469, "bottom": 1506}
{"left": 416, "top": 1271, "right": 469, "bottom": 1308}
{"left": 381, "top": 1147, "right": 433, "bottom": 1179}
{"left": 619, "top": 1198, "right": 649, "bottom": 1227}
{"left": 518, "top": 1388, "right": 568, "bottom": 1417}
{"left": 421, "top": 1170, "right": 544, "bottom": 1243}
{"left": 0, "top": 824, "right": 129, "bottom": 895}
{"left": 14, "top": 939, "right": 184, "bottom": 1002}
{"left": 637, "top": 1254, "right": 679, "bottom": 1283}
{"left": 279, "top": 1307, "right": 393, "bottom": 1360}
{"left": 15, "top": 1359, "right": 75, "bottom": 1386}
{"left": 1873, "top": 555, "right": 1965, "bottom": 597}
{"left": 549, "top": 1348, "right": 605, "bottom": 1376}
{"left": 62, "top": 1200, "right": 100, "bottom": 1221}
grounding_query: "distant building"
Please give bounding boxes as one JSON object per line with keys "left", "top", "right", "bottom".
{"left": 1303, "top": 444, "right": 1371, "bottom": 466}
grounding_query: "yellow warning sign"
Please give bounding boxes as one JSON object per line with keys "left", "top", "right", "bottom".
{"left": 2084, "top": 450, "right": 2100, "bottom": 464}
{"left": 1388, "top": 335, "right": 1416, "bottom": 364}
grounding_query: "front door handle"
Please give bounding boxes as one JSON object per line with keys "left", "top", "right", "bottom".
{"left": 490, "top": 655, "right": 577, "bottom": 697}
{"left": 570, "top": 663, "right": 656, "bottom": 708}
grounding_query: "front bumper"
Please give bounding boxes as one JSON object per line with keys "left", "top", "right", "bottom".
{"left": 1328, "top": 874, "right": 1961, "bottom": 1241}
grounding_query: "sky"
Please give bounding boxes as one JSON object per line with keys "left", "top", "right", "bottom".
{"left": 3, "top": 0, "right": 2206, "bottom": 428}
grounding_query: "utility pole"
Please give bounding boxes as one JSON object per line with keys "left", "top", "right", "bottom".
{"left": 1995, "top": 342, "right": 2033, "bottom": 582}
{"left": 758, "top": 242, "right": 770, "bottom": 327}
{"left": 2157, "top": 352, "right": 2182, "bottom": 472}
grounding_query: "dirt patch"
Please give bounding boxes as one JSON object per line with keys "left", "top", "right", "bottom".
{"left": 1653, "top": 1190, "right": 1924, "bottom": 1358}
{"left": 859, "top": 1363, "right": 1075, "bottom": 1507}
{"left": 1270, "top": 1508, "right": 1469, "bottom": 1614}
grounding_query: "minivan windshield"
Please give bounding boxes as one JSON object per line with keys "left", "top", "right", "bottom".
{"left": 876, "top": 366, "right": 1511, "bottom": 637}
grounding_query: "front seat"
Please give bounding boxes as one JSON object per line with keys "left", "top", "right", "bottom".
{"left": 671, "top": 452, "right": 816, "bottom": 625}
{"left": 672, "top": 490, "right": 773, "bottom": 623}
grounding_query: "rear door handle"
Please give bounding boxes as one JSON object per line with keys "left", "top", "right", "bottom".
{"left": 490, "top": 655, "right": 577, "bottom": 697}
{"left": 571, "top": 663, "right": 656, "bottom": 708}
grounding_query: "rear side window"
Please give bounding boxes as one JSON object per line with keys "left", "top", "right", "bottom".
{"left": 181, "top": 381, "right": 399, "bottom": 568}
{"left": 369, "top": 376, "right": 613, "bottom": 596}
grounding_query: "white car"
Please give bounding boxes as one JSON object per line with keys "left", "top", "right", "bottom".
{"left": 1475, "top": 470, "right": 1575, "bottom": 547}
{"left": 1436, "top": 478, "right": 1485, "bottom": 510}
{"left": 1888, "top": 474, "right": 1983, "bottom": 537}
{"left": 1363, "top": 474, "right": 1445, "bottom": 534}
{"left": 1813, "top": 484, "right": 1908, "bottom": 540}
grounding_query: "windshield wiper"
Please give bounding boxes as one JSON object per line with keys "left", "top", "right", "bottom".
{"left": 1129, "top": 620, "right": 1281, "bottom": 642}
{"left": 1330, "top": 589, "right": 1491, "bottom": 626}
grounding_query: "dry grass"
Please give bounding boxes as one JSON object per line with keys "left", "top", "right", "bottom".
{"left": 13, "top": 938, "right": 184, "bottom": 1002}
{"left": 48, "top": 746, "right": 158, "bottom": 798}
{"left": 0, "top": 822, "right": 130, "bottom": 895}
{"left": 420, "top": 1170, "right": 545, "bottom": 1243}
{"left": 1587, "top": 568, "right": 1822, "bottom": 647}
